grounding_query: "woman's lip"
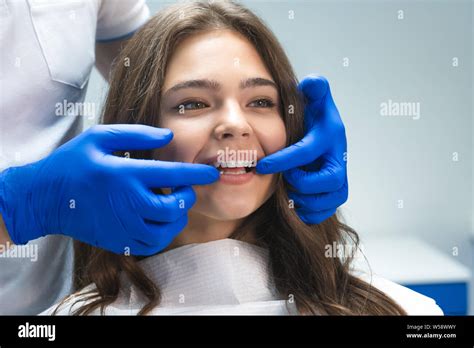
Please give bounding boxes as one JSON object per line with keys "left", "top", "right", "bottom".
{"left": 218, "top": 168, "right": 256, "bottom": 185}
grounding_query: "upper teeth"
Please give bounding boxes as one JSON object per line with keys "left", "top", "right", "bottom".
{"left": 213, "top": 161, "right": 257, "bottom": 168}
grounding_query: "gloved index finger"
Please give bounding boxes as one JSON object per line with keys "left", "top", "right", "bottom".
{"left": 256, "top": 131, "right": 326, "bottom": 174}
{"left": 91, "top": 124, "right": 174, "bottom": 152}
{"left": 121, "top": 158, "right": 220, "bottom": 187}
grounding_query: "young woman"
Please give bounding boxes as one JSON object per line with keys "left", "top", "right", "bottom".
{"left": 43, "top": 0, "right": 442, "bottom": 315}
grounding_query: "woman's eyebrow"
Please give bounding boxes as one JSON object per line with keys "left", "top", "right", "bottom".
{"left": 239, "top": 77, "right": 277, "bottom": 90}
{"left": 163, "top": 79, "right": 221, "bottom": 97}
{"left": 162, "top": 77, "right": 277, "bottom": 97}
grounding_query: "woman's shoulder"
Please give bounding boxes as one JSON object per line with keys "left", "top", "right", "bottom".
{"left": 39, "top": 284, "right": 100, "bottom": 315}
{"left": 355, "top": 271, "right": 444, "bottom": 315}
{"left": 40, "top": 282, "right": 139, "bottom": 315}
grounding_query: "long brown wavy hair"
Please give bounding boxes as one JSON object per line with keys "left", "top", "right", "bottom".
{"left": 59, "top": 0, "right": 406, "bottom": 315}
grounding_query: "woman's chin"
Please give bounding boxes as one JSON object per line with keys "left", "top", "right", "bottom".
{"left": 196, "top": 199, "right": 260, "bottom": 221}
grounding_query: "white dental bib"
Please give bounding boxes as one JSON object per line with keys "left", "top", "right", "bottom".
{"left": 44, "top": 239, "right": 298, "bottom": 315}
{"left": 136, "top": 238, "right": 298, "bottom": 315}
{"left": 42, "top": 238, "right": 443, "bottom": 315}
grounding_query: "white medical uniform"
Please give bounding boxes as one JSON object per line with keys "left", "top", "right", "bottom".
{"left": 41, "top": 239, "right": 444, "bottom": 315}
{"left": 0, "top": 0, "right": 149, "bottom": 314}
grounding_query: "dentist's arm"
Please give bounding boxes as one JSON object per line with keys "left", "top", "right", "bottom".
{"left": 94, "top": 0, "right": 150, "bottom": 81}
{"left": 0, "top": 124, "right": 219, "bottom": 255}
{"left": 0, "top": 214, "right": 12, "bottom": 246}
{"left": 95, "top": 39, "right": 130, "bottom": 81}
{"left": 256, "top": 76, "right": 348, "bottom": 224}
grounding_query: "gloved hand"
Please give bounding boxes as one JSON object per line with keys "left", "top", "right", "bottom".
{"left": 0, "top": 124, "right": 219, "bottom": 255}
{"left": 256, "top": 76, "right": 348, "bottom": 224}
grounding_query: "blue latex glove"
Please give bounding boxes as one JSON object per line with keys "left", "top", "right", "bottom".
{"left": 256, "top": 76, "right": 348, "bottom": 224}
{"left": 0, "top": 125, "right": 219, "bottom": 255}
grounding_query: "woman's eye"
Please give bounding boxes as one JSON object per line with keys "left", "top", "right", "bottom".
{"left": 248, "top": 99, "right": 275, "bottom": 108}
{"left": 174, "top": 101, "right": 208, "bottom": 112}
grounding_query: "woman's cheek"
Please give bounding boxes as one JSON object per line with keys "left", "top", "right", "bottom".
{"left": 255, "top": 117, "right": 287, "bottom": 156}
{"left": 156, "top": 118, "right": 203, "bottom": 163}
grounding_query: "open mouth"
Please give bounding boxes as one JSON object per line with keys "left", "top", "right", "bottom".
{"left": 212, "top": 160, "right": 257, "bottom": 175}
{"left": 212, "top": 161, "right": 257, "bottom": 175}
{"left": 198, "top": 153, "right": 261, "bottom": 185}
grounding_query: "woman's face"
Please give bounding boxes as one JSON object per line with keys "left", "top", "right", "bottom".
{"left": 155, "top": 29, "right": 286, "bottom": 221}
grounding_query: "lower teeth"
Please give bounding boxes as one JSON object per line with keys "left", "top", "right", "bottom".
{"left": 220, "top": 170, "right": 247, "bottom": 175}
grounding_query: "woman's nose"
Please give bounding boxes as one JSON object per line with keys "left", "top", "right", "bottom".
{"left": 213, "top": 102, "right": 252, "bottom": 140}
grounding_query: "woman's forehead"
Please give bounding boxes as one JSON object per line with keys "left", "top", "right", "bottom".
{"left": 163, "top": 29, "right": 274, "bottom": 90}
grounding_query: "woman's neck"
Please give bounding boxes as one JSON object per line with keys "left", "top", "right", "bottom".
{"left": 161, "top": 210, "right": 256, "bottom": 252}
